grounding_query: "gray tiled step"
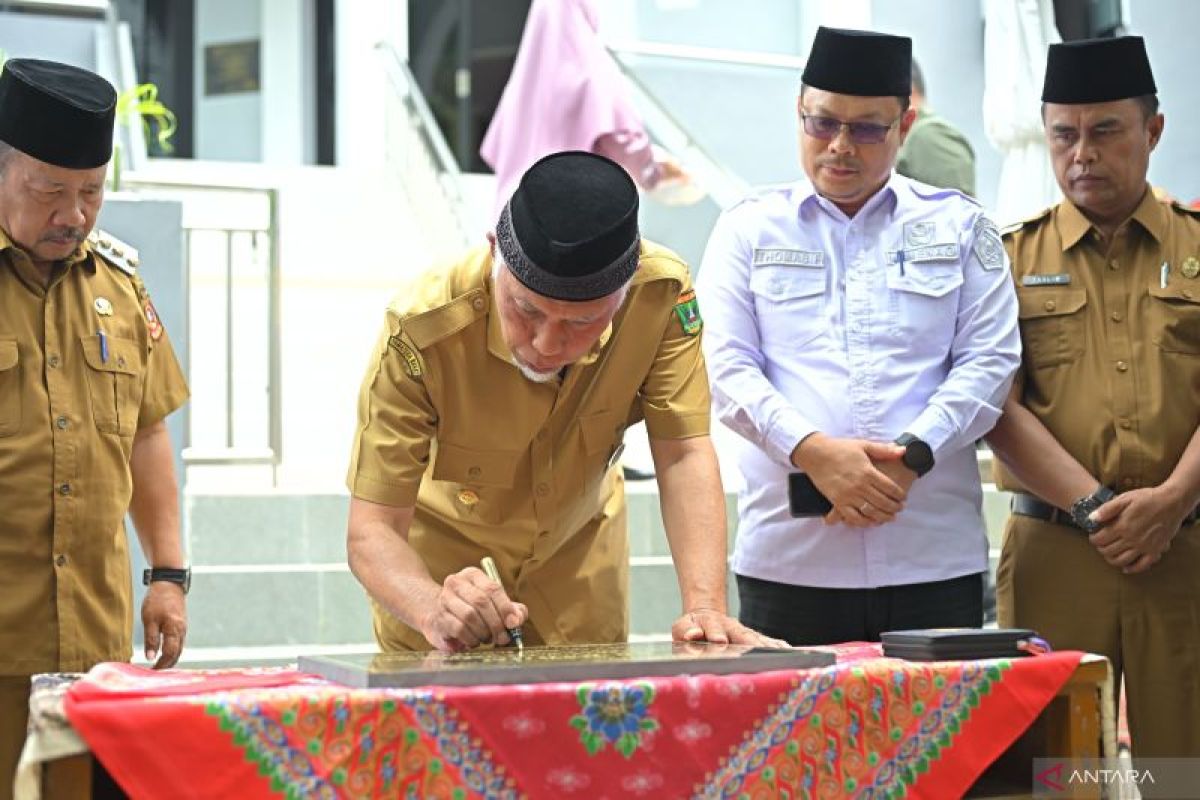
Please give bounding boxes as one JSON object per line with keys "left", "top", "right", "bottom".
{"left": 186, "top": 491, "right": 737, "bottom": 565}
{"left": 187, "top": 485, "right": 1014, "bottom": 565}
{"left": 185, "top": 567, "right": 373, "bottom": 648}
{"left": 187, "top": 493, "right": 350, "bottom": 566}
{"left": 183, "top": 560, "right": 736, "bottom": 648}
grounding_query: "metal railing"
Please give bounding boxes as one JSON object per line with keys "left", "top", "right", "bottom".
{"left": 606, "top": 41, "right": 756, "bottom": 211}
{"left": 376, "top": 40, "right": 473, "bottom": 252}
{"left": 122, "top": 175, "right": 283, "bottom": 475}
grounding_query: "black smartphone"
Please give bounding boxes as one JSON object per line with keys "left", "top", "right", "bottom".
{"left": 788, "top": 472, "right": 833, "bottom": 517}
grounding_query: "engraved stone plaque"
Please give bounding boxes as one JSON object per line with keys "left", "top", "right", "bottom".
{"left": 300, "top": 642, "right": 836, "bottom": 689}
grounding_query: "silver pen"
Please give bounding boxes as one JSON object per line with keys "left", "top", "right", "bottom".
{"left": 1161, "top": 262, "right": 1169, "bottom": 289}
{"left": 480, "top": 556, "right": 524, "bottom": 652}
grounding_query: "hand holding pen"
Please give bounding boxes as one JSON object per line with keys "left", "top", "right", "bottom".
{"left": 419, "top": 559, "right": 529, "bottom": 652}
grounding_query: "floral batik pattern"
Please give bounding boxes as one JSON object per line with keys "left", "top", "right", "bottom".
{"left": 570, "top": 682, "right": 660, "bottom": 758}
{"left": 699, "top": 660, "right": 1011, "bottom": 799}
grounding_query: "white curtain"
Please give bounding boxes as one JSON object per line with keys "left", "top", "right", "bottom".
{"left": 982, "top": 0, "right": 1062, "bottom": 225}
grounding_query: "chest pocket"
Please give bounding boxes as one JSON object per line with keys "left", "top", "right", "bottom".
{"left": 0, "top": 338, "right": 20, "bottom": 438}
{"left": 432, "top": 442, "right": 520, "bottom": 488}
{"left": 1149, "top": 283, "right": 1200, "bottom": 354}
{"left": 885, "top": 262, "right": 963, "bottom": 346}
{"left": 1017, "top": 288, "right": 1087, "bottom": 369}
{"left": 579, "top": 411, "right": 623, "bottom": 482}
{"left": 749, "top": 266, "right": 827, "bottom": 348}
{"left": 80, "top": 335, "right": 144, "bottom": 436}
{"left": 431, "top": 442, "right": 521, "bottom": 525}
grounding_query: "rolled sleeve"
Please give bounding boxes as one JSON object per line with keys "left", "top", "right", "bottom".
{"left": 137, "top": 326, "right": 190, "bottom": 429}
{"left": 641, "top": 273, "right": 712, "bottom": 440}
{"left": 346, "top": 319, "right": 435, "bottom": 507}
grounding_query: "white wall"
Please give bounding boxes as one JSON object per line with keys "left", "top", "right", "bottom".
{"left": 871, "top": 0, "right": 1000, "bottom": 210}
{"left": 1128, "top": 0, "right": 1200, "bottom": 204}
{"left": 261, "top": 0, "right": 316, "bottom": 165}
{"left": 194, "top": 0, "right": 264, "bottom": 162}
{"left": 334, "top": 0, "right": 405, "bottom": 168}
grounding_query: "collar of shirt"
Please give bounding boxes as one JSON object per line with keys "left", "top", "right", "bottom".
{"left": 1056, "top": 184, "right": 1166, "bottom": 251}
{"left": 795, "top": 171, "right": 903, "bottom": 224}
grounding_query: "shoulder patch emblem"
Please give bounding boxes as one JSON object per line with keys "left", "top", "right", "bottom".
{"left": 143, "top": 299, "right": 163, "bottom": 341}
{"left": 388, "top": 335, "right": 424, "bottom": 378}
{"left": 972, "top": 217, "right": 1005, "bottom": 271}
{"left": 673, "top": 289, "right": 702, "bottom": 336}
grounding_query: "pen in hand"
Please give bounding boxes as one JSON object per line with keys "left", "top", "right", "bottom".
{"left": 480, "top": 556, "right": 524, "bottom": 652}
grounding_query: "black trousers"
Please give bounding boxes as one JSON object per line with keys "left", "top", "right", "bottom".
{"left": 737, "top": 572, "right": 984, "bottom": 646}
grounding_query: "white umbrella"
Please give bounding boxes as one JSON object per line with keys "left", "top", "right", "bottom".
{"left": 982, "top": 0, "right": 1062, "bottom": 225}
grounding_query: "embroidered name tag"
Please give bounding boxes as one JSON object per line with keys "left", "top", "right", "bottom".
{"left": 1021, "top": 274, "right": 1071, "bottom": 286}
{"left": 887, "top": 243, "right": 960, "bottom": 265}
{"left": 753, "top": 248, "right": 824, "bottom": 268}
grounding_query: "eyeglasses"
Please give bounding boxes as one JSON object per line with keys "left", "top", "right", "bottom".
{"left": 800, "top": 112, "right": 901, "bottom": 145}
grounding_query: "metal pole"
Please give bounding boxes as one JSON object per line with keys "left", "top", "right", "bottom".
{"left": 454, "top": 0, "right": 472, "bottom": 168}
{"left": 225, "top": 231, "right": 235, "bottom": 449}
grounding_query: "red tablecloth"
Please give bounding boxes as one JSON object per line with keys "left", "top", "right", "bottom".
{"left": 63, "top": 644, "right": 1082, "bottom": 799}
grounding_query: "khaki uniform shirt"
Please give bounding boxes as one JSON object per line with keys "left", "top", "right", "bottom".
{"left": 0, "top": 228, "right": 189, "bottom": 675}
{"left": 896, "top": 107, "right": 977, "bottom": 198}
{"left": 996, "top": 189, "right": 1200, "bottom": 492}
{"left": 348, "top": 241, "right": 710, "bottom": 649}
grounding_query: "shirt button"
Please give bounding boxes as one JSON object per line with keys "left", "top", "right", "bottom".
{"left": 467, "top": 466, "right": 482, "bottom": 479}
{"left": 536, "top": 483, "right": 550, "bottom": 497}
{"left": 116, "top": 356, "right": 127, "bottom": 369}
{"left": 1044, "top": 300, "right": 1057, "bottom": 312}
{"left": 58, "top": 483, "right": 72, "bottom": 496}
{"left": 55, "top": 555, "right": 67, "bottom": 567}
{"left": 1115, "top": 361, "right": 1129, "bottom": 372}
{"left": 55, "top": 416, "right": 69, "bottom": 430}
{"left": 48, "top": 355, "right": 60, "bottom": 368}
{"left": 1119, "top": 419, "right": 1133, "bottom": 430}
{"left": 1110, "top": 311, "right": 1123, "bottom": 322}
{"left": 472, "top": 297, "right": 486, "bottom": 311}
{"left": 1109, "top": 260, "right": 1120, "bottom": 270}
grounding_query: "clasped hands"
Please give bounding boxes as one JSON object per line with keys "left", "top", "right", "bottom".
{"left": 792, "top": 433, "right": 914, "bottom": 528}
{"left": 1086, "top": 485, "right": 1192, "bottom": 575}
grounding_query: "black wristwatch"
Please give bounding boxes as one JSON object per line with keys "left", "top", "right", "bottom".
{"left": 895, "top": 433, "right": 935, "bottom": 477}
{"left": 1069, "top": 485, "right": 1116, "bottom": 533}
{"left": 143, "top": 567, "right": 191, "bottom": 594}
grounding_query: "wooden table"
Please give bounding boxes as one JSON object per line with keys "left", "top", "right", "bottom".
{"left": 968, "top": 656, "right": 1114, "bottom": 798}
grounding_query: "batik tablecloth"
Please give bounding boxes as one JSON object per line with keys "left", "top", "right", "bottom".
{"left": 62, "top": 644, "right": 1083, "bottom": 799}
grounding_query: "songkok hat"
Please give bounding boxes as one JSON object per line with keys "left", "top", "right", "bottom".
{"left": 1042, "top": 36, "right": 1157, "bottom": 104}
{"left": 801, "top": 26, "right": 912, "bottom": 97}
{"left": 496, "top": 151, "right": 640, "bottom": 302}
{"left": 0, "top": 58, "right": 117, "bottom": 169}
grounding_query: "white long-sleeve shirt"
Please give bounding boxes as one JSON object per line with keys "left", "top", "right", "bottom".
{"left": 698, "top": 174, "right": 1020, "bottom": 588}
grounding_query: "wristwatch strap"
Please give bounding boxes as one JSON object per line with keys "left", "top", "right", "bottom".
{"left": 143, "top": 567, "right": 191, "bottom": 594}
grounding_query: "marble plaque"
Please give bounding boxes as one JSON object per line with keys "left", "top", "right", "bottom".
{"left": 300, "top": 642, "right": 836, "bottom": 689}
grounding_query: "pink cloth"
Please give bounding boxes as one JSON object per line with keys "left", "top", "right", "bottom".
{"left": 480, "top": 0, "right": 658, "bottom": 222}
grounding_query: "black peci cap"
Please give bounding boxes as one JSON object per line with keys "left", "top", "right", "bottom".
{"left": 495, "top": 151, "right": 640, "bottom": 302}
{"left": 1042, "top": 36, "right": 1157, "bottom": 104}
{"left": 801, "top": 26, "right": 912, "bottom": 97}
{"left": 0, "top": 58, "right": 117, "bottom": 169}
